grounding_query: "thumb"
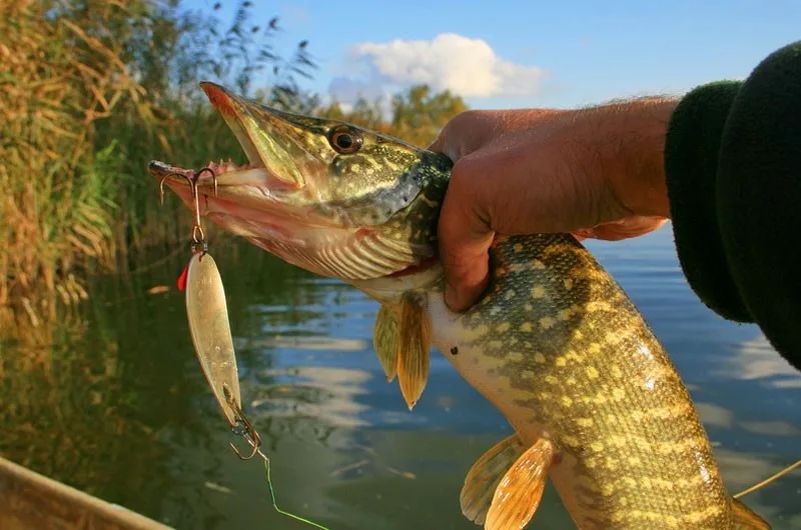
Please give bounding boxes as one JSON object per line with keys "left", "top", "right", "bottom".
{"left": 437, "top": 163, "right": 495, "bottom": 312}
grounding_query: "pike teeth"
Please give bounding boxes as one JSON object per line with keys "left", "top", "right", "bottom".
{"left": 206, "top": 167, "right": 270, "bottom": 187}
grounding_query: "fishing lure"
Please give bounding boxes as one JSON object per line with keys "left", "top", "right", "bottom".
{"left": 160, "top": 168, "right": 329, "bottom": 529}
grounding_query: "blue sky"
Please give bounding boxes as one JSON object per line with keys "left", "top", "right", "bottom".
{"left": 187, "top": 0, "right": 800, "bottom": 109}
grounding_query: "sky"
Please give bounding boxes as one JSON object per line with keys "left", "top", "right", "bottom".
{"left": 185, "top": 0, "right": 801, "bottom": 110}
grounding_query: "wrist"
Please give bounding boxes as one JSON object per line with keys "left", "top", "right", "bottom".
{"left": 571, "top": 97, "right": 679, "bottom": 220}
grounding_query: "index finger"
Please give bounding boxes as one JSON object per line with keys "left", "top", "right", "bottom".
{"left": 436, "top": 161, "right": 495, "bottom": 312}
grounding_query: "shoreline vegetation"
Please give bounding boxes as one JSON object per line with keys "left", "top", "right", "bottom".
{"left": 1, "top": 0, "right": 467, "bottom": 343}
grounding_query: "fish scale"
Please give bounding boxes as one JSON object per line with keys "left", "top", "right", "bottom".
{"left": 425, "top": 232, "right": 731, "bottom": 528}
{"left": 150, "top": 82, "right": 771, "bottom": 530}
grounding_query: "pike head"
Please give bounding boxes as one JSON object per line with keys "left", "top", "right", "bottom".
{"left": 150, "top": 83, "right": 452, "bottom": 299}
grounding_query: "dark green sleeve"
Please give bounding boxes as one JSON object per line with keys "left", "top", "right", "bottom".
{"left": 665, "top": 41, "right": 801, "bottom": 372}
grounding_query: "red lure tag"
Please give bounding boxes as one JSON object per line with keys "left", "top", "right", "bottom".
{"left": 177, "top": 248, "right": 204, "bottom": 291}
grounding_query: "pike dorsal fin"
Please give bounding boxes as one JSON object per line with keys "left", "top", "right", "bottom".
{"left": 460, "top": 434, "right": 526, "bottom": 526}
{"left": 372, "top": 296, "right": 431, "bottom": 410}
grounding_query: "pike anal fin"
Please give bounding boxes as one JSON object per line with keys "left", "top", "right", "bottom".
{"left": 732, "top": 498, "right": 771, "bottom": 529}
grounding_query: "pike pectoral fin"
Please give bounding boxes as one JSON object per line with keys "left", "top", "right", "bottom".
{"left": 732, "top": 498, "right": 771, "bottom": 529}
{"left": 396, "top": 296, "right": 431, "bottom": 410}
{"left": 373, "top": 304, "right": 400, "bottom": 382}
{"left": 484, "top": 438, "right": 554, "bottom": 530}
{"left": 460, "top": 434, "right": 526, "bottom": 526}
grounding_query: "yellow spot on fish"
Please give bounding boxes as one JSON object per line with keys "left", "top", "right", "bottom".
{"left": 561, "top": 434, "right": 579, "bottom": 447}
{"left": 555, "top": 356, "right": 567, "bottom": 367}
{"left": 610, "top": 436, "right": 628, "bottom": 448}
{"left": 560, "top": 396, "right": 573, "bottom": 407}
{"left": 539, "top": 316, "right": 555, "bottom": 329}
{"left": 564, "top": 278, "right": 573, "bottom": 290}
{"left": 534, "top": 353, "right": 546, "bottom": 364}
{"left": 531, "top": 286, "right": 545, "bottom": 298}
{"left": 573, "top": 330, "right": 584, "bottom": 340}
{"left": 557, "top": 306, "right": 578, "bottom": 320}
{"left": 590, "top": 441, "right": 604, "bottom": 452}
{"left": 611, "top": 365, "right": 623, "bottom": 378}
{"left": 566, "top": 377, "right": 577, "bottom": 386}
{"left": 503, "top": 289, "right": 516, "bottom": 300}
{"left": 612, "top": 388, "right": 626, "bottom": 400}
{"left": 601, "top": 484, "right": 615, "bottom": 497}
{"left": 544, "top": 375, "right": 558, "bottom": 385}
{"left": 489, "top": 340, "right": 503, "bottom": 349}
{"left": 496, "top": 322, "right": 511, "bottom": 332}
{"left": 513, "top": 243, "right": 523, "bottom": 252}
{"left": 532, "top": 259, "right": 546, "bottom": 269}
{"left": 586, "top": 301, "right": 612, "bottom": 312}
{"left": 576, "top": 417, "right": 593, "bottom": 427}
{"left": 507, "top": 351, "right": 524, "bottom": 362}
{"left": 586, "top": 366, "right": 599, "bottom": 379}
{"left": 588, "top": 343, "right": 601, "bottom": 354}
{"left": 520, "top": 322, "right": 532, "bottom": 332}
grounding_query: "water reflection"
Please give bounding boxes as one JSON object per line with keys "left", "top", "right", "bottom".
{"left": 0, "top": 228, "right": 799, "bottom": 529}
{"left": 724, "top": 334, "right": 801, "bottom": 389}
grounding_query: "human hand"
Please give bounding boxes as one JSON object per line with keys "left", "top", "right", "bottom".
{"left": 429, "top": 100, "right": 677, "bottom": 312}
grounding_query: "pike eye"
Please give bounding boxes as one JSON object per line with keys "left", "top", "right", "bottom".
{"left": 329, "top": 126, "right": 362, "bottom": 154}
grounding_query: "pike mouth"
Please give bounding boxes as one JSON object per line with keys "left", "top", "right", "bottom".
{"left": 147, "top": 83, "right": 428, "bottom": 281}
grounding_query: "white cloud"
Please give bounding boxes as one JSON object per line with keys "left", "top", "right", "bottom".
{"left": 330, "top": 33, "right": 548, "bottom": 101}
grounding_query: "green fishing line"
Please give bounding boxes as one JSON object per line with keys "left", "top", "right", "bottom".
{"left": 263, "top": 458, "right": 331, "bottom": 530}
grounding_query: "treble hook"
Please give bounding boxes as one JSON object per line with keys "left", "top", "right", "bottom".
{"left": 225, "top": 385, "right": 263, "bottom": 460}
{"left": 159, "top": 168, "right": 219, "bottom": 249}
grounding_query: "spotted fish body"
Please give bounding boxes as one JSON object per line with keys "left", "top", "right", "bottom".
{"left": 423, "top": 233, "right": 735, "bottom": 529}
{"left": 150, "top": 83, "right": 770, "bottom": 530}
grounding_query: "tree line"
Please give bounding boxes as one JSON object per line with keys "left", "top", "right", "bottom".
{"left": 0, "top": 0, "right": 467, "bottom": 332}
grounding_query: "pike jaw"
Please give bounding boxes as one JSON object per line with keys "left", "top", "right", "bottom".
{"left": 149, "top": 83, "right": 452, "bottom": 291}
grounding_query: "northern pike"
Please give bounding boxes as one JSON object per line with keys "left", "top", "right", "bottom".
{"left": 150, "top": 82, "right": 770, "bottom": 530}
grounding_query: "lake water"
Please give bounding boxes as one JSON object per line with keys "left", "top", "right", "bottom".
{"left": 2, "top": 223, "right": 800, "bottom": 529}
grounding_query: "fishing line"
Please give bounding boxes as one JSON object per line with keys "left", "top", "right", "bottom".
{"left": 734, "top": 457, "right": 801, "bottom": 499}
{"left": 261, "top": 453, "right": 331, "bottom": 530}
